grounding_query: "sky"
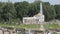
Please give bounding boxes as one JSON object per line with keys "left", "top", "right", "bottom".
{"left": 0, "top": 0, "right": 60, "bottom": 5}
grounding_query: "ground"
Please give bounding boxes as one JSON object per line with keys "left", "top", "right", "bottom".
{"left": 0, "top": 23, "right": 60, "bottom": 29}
{"left": 0, "top": 20, "right": 60, "bottom": 29}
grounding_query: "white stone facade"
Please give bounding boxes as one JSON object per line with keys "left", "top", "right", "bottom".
{"left": 23, "top": 14, "right": 44, "bottom": 24}
{"left": 23, "top": 17, "right": 39, "bottom": 24}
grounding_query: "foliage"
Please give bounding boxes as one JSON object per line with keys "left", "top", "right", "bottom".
{"left": 14, "top": 1, "right": 29, "bottom": 20}
{"left": 2, "top": 3, "right": 16, "bottom": 21}
{"left": 43, "top": 3, "right": 56, "bottom": 21}
{"left": 0, "top": 1, "right": 60, "bottom": 24}
{"left": 54, "top": 5, "right": 60, "bottom": 20}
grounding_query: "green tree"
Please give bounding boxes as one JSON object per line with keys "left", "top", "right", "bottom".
{"left": 54, "top": 5, "right": 60, "bottom": 20}
{"left": 2, "top": 3, "right": 16, "bottom": 22}
{"left": 14, "top": 1, "right": 29, "bottom": 20}
{"left": 43, "top": 2, "right": 56, "bottom": 21}
{"left": 28, "top": 1, "right": 40, "bottom": 17}
{"left": 0, "top": 2, "right": 5, "bottom": 21}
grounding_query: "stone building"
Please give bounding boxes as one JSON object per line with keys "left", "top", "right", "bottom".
{"left": 23, "top": 13, "right": 44, "bottom": 24}
{"left": 23, "top": 1, "right": 44, "bottom": 24}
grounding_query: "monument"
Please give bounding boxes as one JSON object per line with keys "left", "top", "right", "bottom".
{"left": 39, "top": 0, "right": 45, "bottom": 32}
{"left": 23, "top": 0, "right": 45, "bottom": 33}
{"left": 23, "top": 0, "right": 44, "bottom": 24}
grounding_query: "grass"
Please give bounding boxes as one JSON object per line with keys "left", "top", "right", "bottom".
{"left": 44, "top": 24, "right": 60, "bottom": 29}
{"left": 15, "top": 24, "right": 40, "bottom": 28}
{"left": 0, "top": 20, "right": 60, "bottom": 29}
{"left": 0, "top": 24, "right": 40, "bottom": 28}
{"left": 0, "top": 23, "right": 60, "bottom": 29}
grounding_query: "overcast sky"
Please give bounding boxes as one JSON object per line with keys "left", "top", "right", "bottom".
{"left": 0, "top": 0, "right": 60, "bottom": 5}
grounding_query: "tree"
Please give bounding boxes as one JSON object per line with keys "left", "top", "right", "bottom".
{"left": 0, "top": 2, "right": 5, "bottom": 22}
{"left": 14, "top": 1, "right": 29, "bottom": 20}
{"left": 0, "top": 1, "right": 59, "bottom": 23}
{"left": 28, "top": 1, "right": 40, "bottom": 17}
{"left": 54, "top": 5, "right": 60, "bottom": 20}
{"left": 43, "top": 2, "right": 56, "bottom": 21}
{"left": 2, "top": 3, "right": 16, "bottom": 22}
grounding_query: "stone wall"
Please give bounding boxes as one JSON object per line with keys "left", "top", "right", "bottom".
{"left": 23, "top": 17, "right": 39, "bottom": 24}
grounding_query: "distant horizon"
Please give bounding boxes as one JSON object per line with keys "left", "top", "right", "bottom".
{"left": 0, "top": 0, "right": 60, "bottom": 5}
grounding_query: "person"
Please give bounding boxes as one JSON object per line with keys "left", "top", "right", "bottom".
{"left": 46, "top": 31, "right": 51, "bottom": 34}
{"left": 34, "top": 32, "right": 37, "bottom": 34}
{"left": 48, "top": 33, "right": 51, "bottom": 34}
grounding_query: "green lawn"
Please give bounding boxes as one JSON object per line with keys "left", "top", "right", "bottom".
{"left": 0, "top": 24, "right": 40, "bottom": 28}
{"left": 15, "top": 24, "right": 40, "bottom": 28}
{"left": 44, "top": 24, "right": 60, "bottom": 29}
{"left": 0, "top": 23, "right": 60, "bottom": 29}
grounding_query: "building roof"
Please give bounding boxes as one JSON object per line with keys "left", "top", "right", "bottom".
{"left": 33, "top": 13, "right": 41, "bottom": 17}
